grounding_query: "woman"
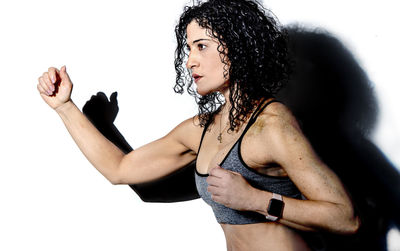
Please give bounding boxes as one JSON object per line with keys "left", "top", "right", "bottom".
{"left": 37, "top": 0, "right": 359, "bottom": 250}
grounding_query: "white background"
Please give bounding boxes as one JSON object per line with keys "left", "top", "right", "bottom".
{"left": 0, "top": 0, "right": 399, "bottom": 250}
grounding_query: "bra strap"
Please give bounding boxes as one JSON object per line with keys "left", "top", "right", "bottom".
{"left": 252, "top": 98, "right": 279, "bottom": 122}
{"left": 239, "top": 98, "right": 280, "bottom": 140}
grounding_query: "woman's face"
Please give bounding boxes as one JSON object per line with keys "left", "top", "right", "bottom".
{"left": 186, "top": 20, "right": 229, "bottom": 96}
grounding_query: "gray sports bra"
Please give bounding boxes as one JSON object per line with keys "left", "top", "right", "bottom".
{"left": 195, "top": 99, "right": 302, "bottom": 224}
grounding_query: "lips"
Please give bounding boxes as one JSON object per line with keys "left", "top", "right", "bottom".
{"left": 192, "top": 74, "right": 203, "bottom": 83}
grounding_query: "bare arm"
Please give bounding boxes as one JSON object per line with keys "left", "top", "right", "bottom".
{"left": 37, "top": 66, "right": 199, "bottom": 185}
{"left": 252, "top": 103, "right": 360, "bottom": 233}
{"left": 56, "top": 100, "right": 125, "bottom": 183}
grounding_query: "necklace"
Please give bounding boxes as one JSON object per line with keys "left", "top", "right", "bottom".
{"left": 217, "top": 112, "right": 230, "bottom": 143}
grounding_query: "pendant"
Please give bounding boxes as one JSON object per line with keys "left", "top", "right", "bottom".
{"left": 217, "top": 133, "right": 222, "bottom": 143}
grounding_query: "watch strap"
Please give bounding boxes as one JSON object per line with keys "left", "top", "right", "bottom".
{"left": 272, "top": 193, "right": 282, "bottom": 200}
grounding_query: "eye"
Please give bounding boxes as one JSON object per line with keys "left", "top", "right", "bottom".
{"left": 198, "top": 44, "right": 207, "bottom": 51}
{"left": 185, "top": 45, "right": 191, "bottom": 52}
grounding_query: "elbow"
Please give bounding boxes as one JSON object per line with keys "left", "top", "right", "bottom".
{"left": 108, "top": 157, "right": 128, "bottom": 185}
{"left": 344, "top": 215, "right": 361, "bottom": 235}
{"left": 109, "top": 175, "right": 122, "bottom": 185}
{"left": 327, "top": 204, "right": 361, "bottom": 235}
{"left": 110, "top": 178, "right": 121, "bottom": 185}
{"left": 334, "top": 213, "right": 360, "bottom": 235}
{"left": 108, "top": 167, "right": 124, "bottom": 185}
{"left": 108, "top": 167, "right": 138, "bottom": 185}
{"left": 334, "top": 200, "right": 361, "bottom": 235}
{"left": 341, "top": 203, "right": 361, "bottom": 235}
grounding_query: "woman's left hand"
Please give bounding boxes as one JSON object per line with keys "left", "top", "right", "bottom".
{"left": 206, "top": 166, "right": 258, "bottom": 211}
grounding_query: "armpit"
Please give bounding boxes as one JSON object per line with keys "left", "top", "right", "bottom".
{"left": 254, "top": 163, "right": 289, "bottom": 177}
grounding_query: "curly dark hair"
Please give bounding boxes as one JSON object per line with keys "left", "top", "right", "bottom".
{"left": 174, "top": 0, "right": 291, "bottom": 131}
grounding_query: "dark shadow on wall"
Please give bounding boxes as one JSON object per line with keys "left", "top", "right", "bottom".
{"left": 277, "top": 25, "right": 400, "bottom": 250}
{"left": 82, "top": 92, "right": 199, "bottom": 203}
{"left": 82, "top": 26, "right": 400, "bottom": 250}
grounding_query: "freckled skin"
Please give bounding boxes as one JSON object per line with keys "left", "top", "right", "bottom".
{"left": 249, "top": 119, "right": 265, "bottom": 135}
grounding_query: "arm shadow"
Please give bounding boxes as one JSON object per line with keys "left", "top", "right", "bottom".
{"left": 277, "top": 25, "right": 400, "bottom": 250}
{"left": 82, "top": 91, "right": 199, "bottom": 203}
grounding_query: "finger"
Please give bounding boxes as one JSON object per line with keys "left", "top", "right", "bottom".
{"left": 42, "top": 72, "right": 55, "bottom": 92}
{"left": 60, "top": 65, "right": 71, "bottom": 83}
{"left": 48, "top": 67, "right": 58, "bottom": 84}
{"left": 207, "top": 185, "right": 221, "bottom": 196}
{"left": 224, "top": 169, "right": 242, "bottom": 177}
{"left": 211, "top": 194, "right": 223, "bottom": 204}
{"left": 206, "top": 176, "right": 221, "bottom": 186}
{"left": 39, "top": 77, "right": 53, "bottom": 96}
{"left": 37, "top": 83, "right": 48, "bottom": 95}
{"left": 230, "top": 170, "right": 242, "bottom": 175}
{"left": 209, "top": 166, "right": 226, "bottom": 178}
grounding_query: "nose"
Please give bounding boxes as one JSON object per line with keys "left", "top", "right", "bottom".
{"left": 186, "top": 51, "right": 199, "bottom": 70}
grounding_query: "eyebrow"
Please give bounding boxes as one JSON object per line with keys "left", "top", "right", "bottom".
{"left": 190, "top": 38, "right": 211, "bottom": 45}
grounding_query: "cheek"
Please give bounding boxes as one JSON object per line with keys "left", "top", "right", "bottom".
{"left": 210, "top": 61, "right": 228, "bottom": 81}
{"left": 207, "top": 51, "right": 227, "bottom": 75}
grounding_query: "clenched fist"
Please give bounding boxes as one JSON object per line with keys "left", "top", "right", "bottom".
{"left": 206, "top": 166, "right": 259, "bottom": 211}
{"left": 37, "top": 66, "right": 73, "bottom": 110}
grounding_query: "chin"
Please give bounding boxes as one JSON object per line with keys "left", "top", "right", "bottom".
{"left": 196, "top": 87, "right": 210, "bottom": 96}
{"left": 196, "top": 85, "right": 221, "bottom": 96}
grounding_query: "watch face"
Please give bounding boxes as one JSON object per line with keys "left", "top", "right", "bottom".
{"left": 267, "top": 198, "right": 284, "bottom": 217}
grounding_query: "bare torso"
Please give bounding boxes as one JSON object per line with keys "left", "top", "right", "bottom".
{"left": 221, "top": 223, "right": 310, "bottom": 251}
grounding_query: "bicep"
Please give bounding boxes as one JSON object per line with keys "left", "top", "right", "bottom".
{"left": 116, "top": 119, "right": 200, "bottom": 184}
{"left": 269, "top": 121, "right": 351, "bottom": 205}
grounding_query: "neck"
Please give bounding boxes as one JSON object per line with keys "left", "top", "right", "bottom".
{"left": 219, "top": 82, "right": 231, "bottom": 115}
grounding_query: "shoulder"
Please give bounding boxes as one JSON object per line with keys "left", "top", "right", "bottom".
{"left": 242, "top": 101, "right": 305, "bottom": 166}
{"left": 249, "top": 102, "right": 320, "bottom": 168}
{"left": 167, "top": 115, "right": 204, "bottom": 153}
{"left": 255, "top": 102, "right": 304, "bottom": 147}
{"left": 171, "top": 115, "right": 203, "bottom": 134}
{"left": 258, "top": 101, "right": 300, "bottom": 133}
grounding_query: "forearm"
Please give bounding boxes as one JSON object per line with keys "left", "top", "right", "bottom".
{"left": 249, "top": 189, "right": 360, "bottom": 234}
{"left": 56, "top": 100, "right": 125, "bottom": 184}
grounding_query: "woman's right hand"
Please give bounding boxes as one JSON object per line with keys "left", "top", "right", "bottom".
{"left": 37, "top": 66, "right": 73, "bottom": 111}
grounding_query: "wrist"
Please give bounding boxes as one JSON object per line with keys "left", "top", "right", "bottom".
{"left": 249, "top": 189, "right": 272, "bottom": 215}
{"left": 55, "top": 100, "right": 75, "bottom": 115}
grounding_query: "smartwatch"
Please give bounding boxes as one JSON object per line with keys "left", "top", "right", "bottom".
{"left": 265, "top": 193, "right": 284, "bottom": 221}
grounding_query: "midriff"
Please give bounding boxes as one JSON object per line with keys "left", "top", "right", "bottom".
{"left": 221, "top": 222, "right": 310, "bottom": 251}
